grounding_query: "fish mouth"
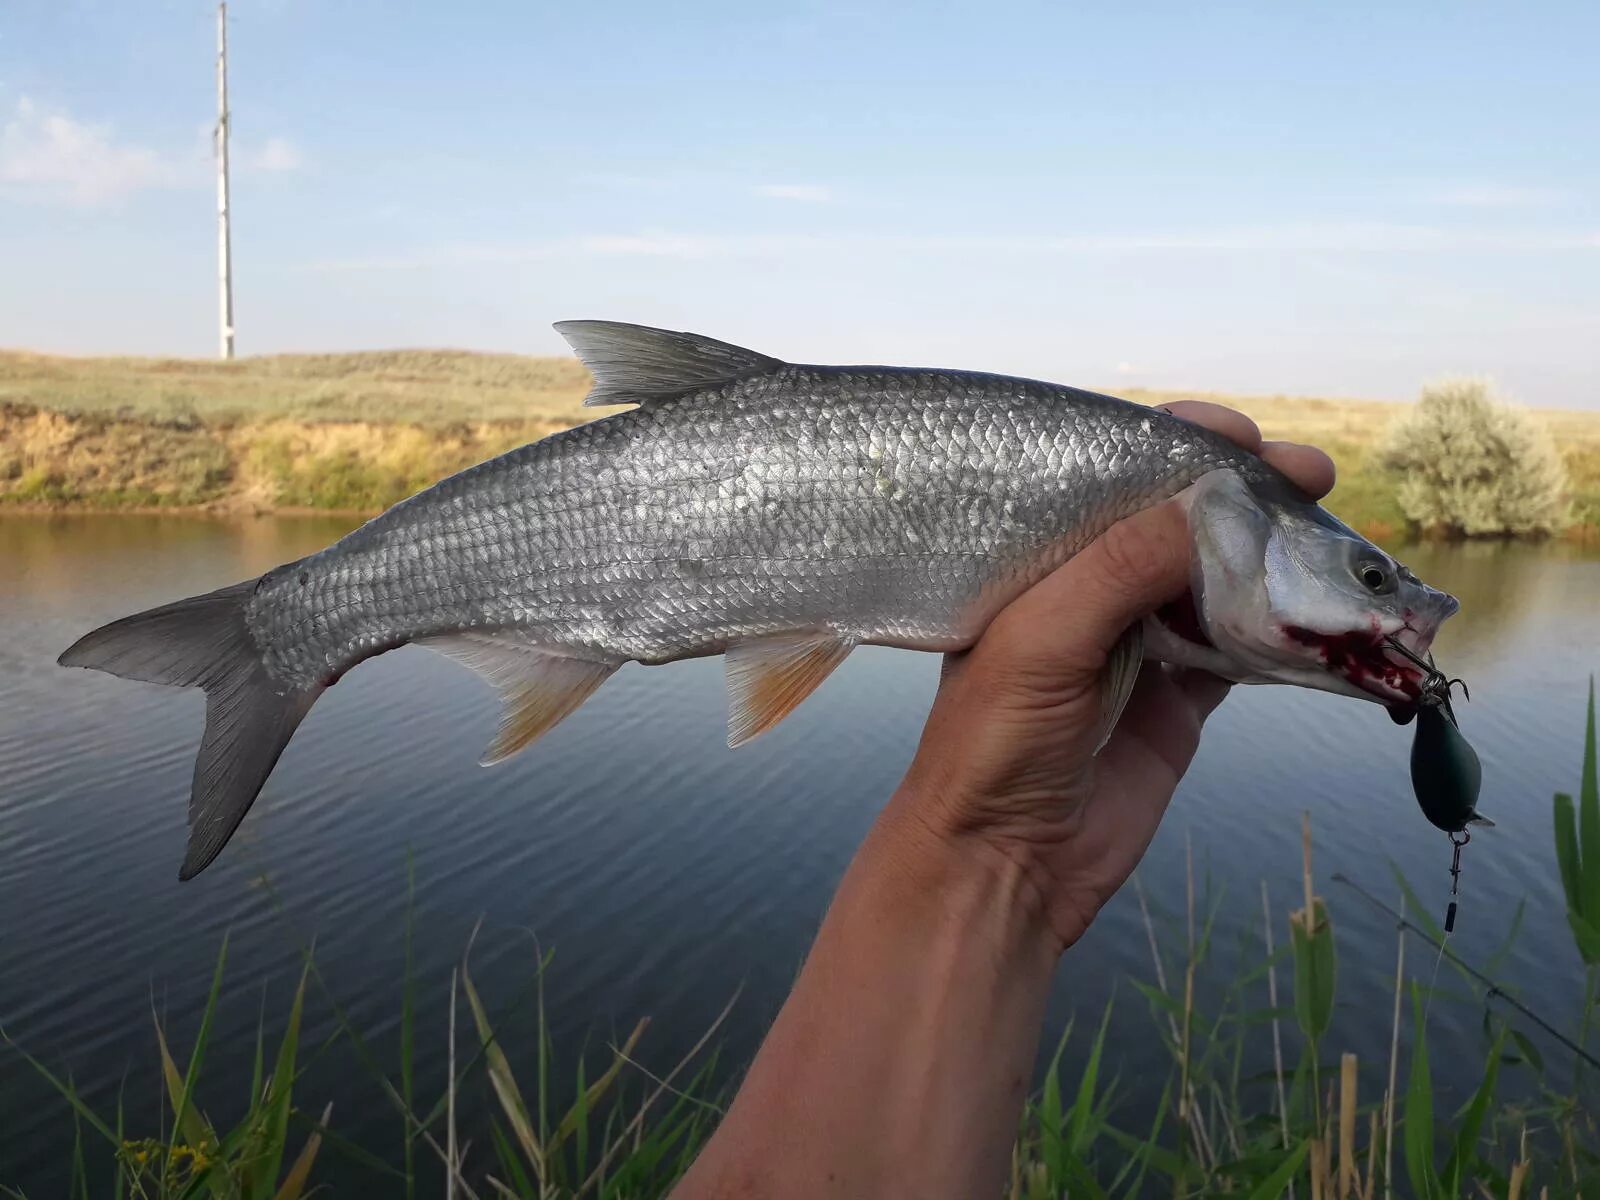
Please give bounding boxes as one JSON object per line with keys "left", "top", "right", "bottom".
{"left": 1150, "top": 592, "right": 1450, "bottom": 706}
{"left": 1281, "top": 622, "right": 1434, "bottom": 704}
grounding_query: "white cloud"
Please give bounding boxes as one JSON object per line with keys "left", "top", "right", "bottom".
{"left": 0, "top": 97, "right": 301, "bottom": 205}
{"left": 0, "top": 96, "right": 182, "bottom": 206}
{"left": 752, "top": 183, "right": 834, "bottom": 203}
{"left": 301, "top": 222, "right": 1600, "bottom": 272}
{"left": 1422, "top": 184, "right": 1574, "bottom": 208}
{"left": 240, "top": 135, "right": 302, "bottom": 173}
{"left": 1113, "top": 362, "right": 1148, "bottom": 376}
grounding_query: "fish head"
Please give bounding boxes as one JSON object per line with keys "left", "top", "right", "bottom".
{"left": 1165, "top": 468, "right": 1459, "bottom": 705}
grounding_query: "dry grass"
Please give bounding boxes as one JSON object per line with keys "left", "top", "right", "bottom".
{"left": 0, "top": 348, "right": 592, "bottom": 425}
{"left": 1123, "top": 386, "right": 1600, "bottom": 538}
{"left": 2, "top": 348, "right": 1597, "bottom": 534}
{"left": 0, "top": 348, "right": 588, "bottom": 511}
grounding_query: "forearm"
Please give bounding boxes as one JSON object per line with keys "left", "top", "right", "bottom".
{"left": 671, "top": 791, "right": 1062, "bottom": 1200}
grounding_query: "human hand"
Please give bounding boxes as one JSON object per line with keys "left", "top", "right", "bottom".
{"left": 893, "top": 403, "right": 1337, "bottom": 950}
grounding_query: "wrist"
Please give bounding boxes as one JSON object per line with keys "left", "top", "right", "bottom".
{"left": 870, "top": 786, "right": 1068, "bottom": 962}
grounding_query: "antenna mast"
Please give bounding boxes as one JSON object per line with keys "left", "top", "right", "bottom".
{"left": 215, "top": 1, "right": 235, "bottom": 359}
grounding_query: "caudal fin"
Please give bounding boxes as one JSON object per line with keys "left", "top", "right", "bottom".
{"left": 58, "top": 579, "right": 321, "bottom": 880}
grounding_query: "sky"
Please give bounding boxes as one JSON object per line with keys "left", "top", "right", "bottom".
{"left": 1, "top": 0, "right": 1596, "bottom": 407}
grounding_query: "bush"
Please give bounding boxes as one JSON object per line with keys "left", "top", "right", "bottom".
{"left": 1380, "top": 378, "right": 1568, "bottom": 538}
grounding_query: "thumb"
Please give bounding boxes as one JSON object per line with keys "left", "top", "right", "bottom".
{"left": 964, "top": 500, "right": 1194, "bottom": 697}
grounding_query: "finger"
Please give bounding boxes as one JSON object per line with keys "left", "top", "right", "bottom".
{"left": 977, "top": 500, "right": 1190, "bottom": 683}
{"left": 1160, "top": 401, "right": 1336, "bottom": 500}
{"left": 1158, "top": 401, "right": 1261, "bottom": 455}
{"left": 1172, "top": 666, "right": 1232, "bottom": 719}
{"left": 1096, "top": 666, "right": 1201, "bottom": 798}
{"left": 1101, "top": 665, "right": 1227, "bottom": 782}
{"left": 1261, "top": 440, "right": 1336, "bottom": 499}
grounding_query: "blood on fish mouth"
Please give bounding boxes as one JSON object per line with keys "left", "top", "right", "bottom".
{"left": 1152, "top": 593, "right": 1429, "bottom": 704}
{"left": 1283, "top": 625, "right": 1425, "bottom": 702}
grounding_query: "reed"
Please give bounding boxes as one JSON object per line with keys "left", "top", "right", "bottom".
{"left": 7, "top": 691, "right": 1600, "bottom": 1197}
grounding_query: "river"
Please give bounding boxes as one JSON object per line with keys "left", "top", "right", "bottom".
{"left": 1, "top": 514, "right": 1595, "bottom": 1191}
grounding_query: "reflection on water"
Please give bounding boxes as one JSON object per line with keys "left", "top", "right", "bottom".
{"left": 1399, "top": 540, "right": 1568, "bottom": 665}
{"left": 1, "top": 514, "right": 1597, "bottom": 1193}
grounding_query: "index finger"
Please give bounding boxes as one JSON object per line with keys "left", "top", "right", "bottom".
{"left": 1159, "top": 400, "right": 1336, "bottom": 500}
{"left": 976, "top": 500, "right": 1191, "bottom": 684}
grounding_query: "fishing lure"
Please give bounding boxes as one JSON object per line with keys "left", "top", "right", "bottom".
{"left": 1386, "top": 637, "right": 1491, "bottom": 932}
{"left": 1410, "top": 695, "right": 1485, "bottom": 834}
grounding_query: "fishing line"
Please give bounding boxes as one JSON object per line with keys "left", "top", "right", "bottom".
{"left": 1418, "top": 838, "right": 1466, "bottom": 1028}
{"left": 1423, "top": 828, "right": 1473, "bottom": 1028}
{"left": 1421, "top": 934, "right": 1450, "bottom": 1028}
{"left": 1332, "top": 872, "right": 1600, "bottom": 1070}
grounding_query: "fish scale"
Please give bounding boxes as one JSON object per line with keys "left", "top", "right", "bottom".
{"left": 58, "top": 321, "right": 1455, "bottom": 880}
{"left": 249, "top": 365, "right": 1265, "bottom": 685}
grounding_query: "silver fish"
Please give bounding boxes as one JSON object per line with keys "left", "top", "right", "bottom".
{"left": 59, "top": 321, "right": 1458, "bottom": 878}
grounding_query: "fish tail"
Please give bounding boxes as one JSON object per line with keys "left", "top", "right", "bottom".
{"left": 58, "top": 579, "right": 322, "bottom": 880}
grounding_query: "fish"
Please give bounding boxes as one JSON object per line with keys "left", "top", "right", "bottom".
{"left": 58, "top": 320, "right": 1459, "bottom": 879}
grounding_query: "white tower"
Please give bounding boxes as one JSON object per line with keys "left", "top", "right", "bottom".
{"left": 215, "top": 2, "right": 235, "bottom": 359}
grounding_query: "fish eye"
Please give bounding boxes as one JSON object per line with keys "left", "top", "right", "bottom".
{"left": 1358, "top": 562, "right": 1394, "bottom": 594}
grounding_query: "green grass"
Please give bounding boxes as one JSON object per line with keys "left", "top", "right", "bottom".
{"left": 9, "top": 687, "right": 1600, "bottom": 1197}
{"left": 3, "top": 347, "right": 1598, "bottom": 537}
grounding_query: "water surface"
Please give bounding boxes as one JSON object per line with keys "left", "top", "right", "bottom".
{"left": 1, "top": 515, "right": 1595, "bottom": 1190}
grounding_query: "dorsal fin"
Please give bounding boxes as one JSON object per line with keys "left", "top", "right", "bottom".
{"left": 554, "top": 320, "right": 784, "bottom": 407}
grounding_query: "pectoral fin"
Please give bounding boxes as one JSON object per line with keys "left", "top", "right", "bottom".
{"left": 725, "top": 632, "right": 856, "bottom": 748}
{"left": 420, "top": 632, "right": 619, "bottom": 764}
{"left": 1097, "top": 622, "right": 1145, "bottom": 754}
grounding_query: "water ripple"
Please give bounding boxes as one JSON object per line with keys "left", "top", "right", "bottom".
{"left": 2, "top": 517, "right": 1597, "bottom": 1194}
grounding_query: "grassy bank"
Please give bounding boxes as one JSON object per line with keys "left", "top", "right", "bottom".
{"left": 0, "top": 349, "right": 585, "bottom": 512}
{"left": 3, "top": 348, "right": 1598, "bottom": 537}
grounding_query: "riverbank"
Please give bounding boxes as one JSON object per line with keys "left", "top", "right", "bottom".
{"left": 4, "top": 348, "right": 1597, "bottom": 538}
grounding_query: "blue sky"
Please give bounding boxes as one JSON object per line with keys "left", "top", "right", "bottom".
{"left": 2, "top": 0, "right": 1596, "bottom": 406}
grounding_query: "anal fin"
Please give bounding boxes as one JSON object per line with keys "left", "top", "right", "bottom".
{"left": 725, "top": 632, "right": 855, "bottom": 748}
{"left": 420, "top": 632, "right": 618, "bottom": 764}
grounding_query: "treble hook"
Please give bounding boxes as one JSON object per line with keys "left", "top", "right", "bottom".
{"left": 1384, "top": 637, "right": 1469, "bottom": 722}
{"left": 1384, "top": 636, "right": 1450, "bottom": 693}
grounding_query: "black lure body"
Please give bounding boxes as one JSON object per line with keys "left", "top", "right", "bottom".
{"left": 1409, "top": 701, "right": 1484, "bottom": 833}
{"left": 1388, "top": 639, "right": 1487, "bottom": 931}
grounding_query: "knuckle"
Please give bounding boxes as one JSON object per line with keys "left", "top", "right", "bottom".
{"left": 1093, "top": 509, "right": 1180, "bottom": 596}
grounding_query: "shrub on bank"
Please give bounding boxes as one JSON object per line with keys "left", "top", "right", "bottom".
{"left": 1380, "top": 379, "right": 1568, "bottom": 539}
